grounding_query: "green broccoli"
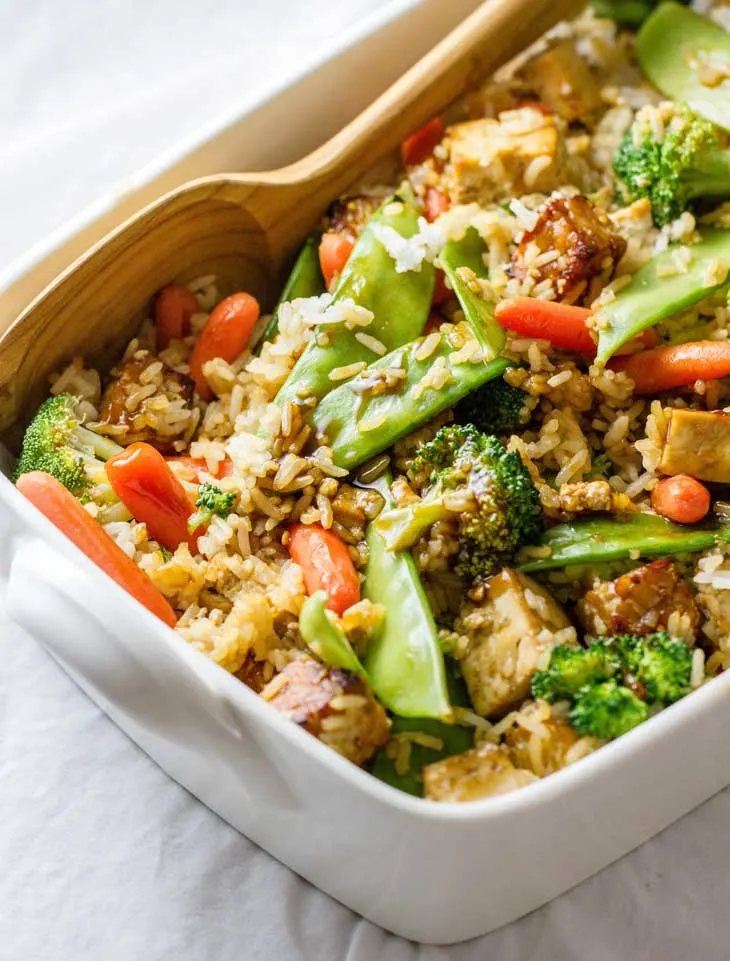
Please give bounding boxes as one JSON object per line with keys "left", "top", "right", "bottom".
{"left": 611, "top": 632, "right": 693, "bottom": 704}
{"left": 453, "top": 376, "right": 527, "bottom": 436}
{"left": 569, "top": 680, "right": 649, "bottom": 739}
{"left": 187, "top": 482, "right": 236, "bottom": 533}
{"left": 374, "top": 424, "right": 543, "bottom": 580}
{"left": 532, "top": 631, "right": 696, "bottom": 742}
{"left": 531, "top": 641, "right": 621, "bottom": 703}
{"left": 613, "top": 103, "right": 730, "bottom": 227}
{"left": 13, "top": 393, "right": 123, "bottom": 497}
{"left": 591, "top": 0, "right": 688, "bottom": 26}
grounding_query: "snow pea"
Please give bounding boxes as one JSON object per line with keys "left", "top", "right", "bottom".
{"left": 370, "top": 671, "right": 472, "bottom": 797}
{"left": 276, "top": 194, "right": 435, "bottom": 408}
{"left": 299, "top": 591, "right": 365, "bottom": 676}
{"left": 638, "top": 3, "right": 730, "bottom": 132}
{"left": 253, "top": 234, "right": 324, "bottom": 355}
{"left": 595, "top": 229, "right": 730, "bottom": 362}
{"left": 440, "top": 227, "right": 506, "bottom": 360}
{"left": 359, "top": 473, "right": 451, "bottom": 720}
{"left": 518, "top": 512, "right": 730, "bottom": 573}
{"left": 313, "top": 324, "right": 510, "bottom": 470}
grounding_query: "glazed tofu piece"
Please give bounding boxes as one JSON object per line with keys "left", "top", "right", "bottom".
{"left": 424, "top": 742, "right": 537, "bottom": 802}
{"left": 658, "top": 408, "right": 730, "bottom": 484}
{"left": 459, "top": 569, "right": 574, "bottom": 718}
{"left": 521, "top": 40, "right": 603, "bottom": 123}
{"left": 577, "top": 559, "right": 700, "bottom": 642}
{"left": 97, "top": 350, "right": 196, "bottom": 454}
{"left": 512, "top": 195, "right": 627, "bottom": 304}
{"left": 444, "top": 108, "right": 566, "bottom": 205}
{"left": 261, "top": 656, "right": 390, "bottom": 766}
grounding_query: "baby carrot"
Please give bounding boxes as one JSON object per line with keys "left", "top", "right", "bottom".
{"left": 287, "top": 523, "right": 360, "bottom": 616}
{"left": 154, "top": 284, "right": 200, "bottom": 352}
{"left": 401, "top": 116, "right": 445, "bottom": 166}
{"left": 319, "top": 232, "right": 354, "bottom": 291}
{"left": 496, "top": 297, "right": 596, "bottom": 354}
{"left": 651, "top": 475, "right": 711, "bottom": 525}
{"left": 106, "top": 443, "right": 199, "bottom": 553}
{"left": 610, "top": 341, "right": 730, "bottom": 394}
{"left": 189, "top": 292, "right": 260, "bottom": 401}
{"left": 16, "top": 471, "right": 176, "bottom": 626}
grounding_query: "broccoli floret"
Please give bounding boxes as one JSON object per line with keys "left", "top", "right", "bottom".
{"left": 591, "top": 0, "right": 688, "bottom": 25}
{"left": 12, "top": 393, "right": 123, "bottom": 497}
{"left": 453, "top": 376, "right": 527, "bottom": 436}
{"left": 187, "top": 482, "right": 236, "bottom": 533}
{"left": 610, "top": 632, "right": 693, "bottom": 704}
{"left": 569, "top": 680, "right": 649, "bottom": 739}
{"left": 613, "top": 104, "right": 730, "bottom": 227}
{"left": 375, "top": 425, "right": 543, "bottom": 580}
{"left": 531, "top": 641, "right": 621, "bottom": 702}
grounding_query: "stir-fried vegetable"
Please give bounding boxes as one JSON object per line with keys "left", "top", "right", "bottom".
{"left": 254, "top": 235, "right": 325, "bottom": 353}
{"left": 312, "top": 325, "right": 509, "bottom": 471}
{"left": 375, "top": 426, "right": 542, "bottom": 580}
{"left": 613, "top": 104, "right": 730, "bottom": 227}
{"left": 518, "top": 512, "right": 730, "bottom": 572}
{"left": 286, "top": 523, "right": 360, "bottom": 616}
{"left": 592, "top": 0, "right": 688, "bottom": 25}
{"left": 595, "top": 230, "right": 730, "bottom": 362}
{"left": 360, "top": 474, "right": 451, "bottom": 720}
{"left": 154, "top": 284, "right": 200, "bottom": 352}
{"left": 277, "top": 193, "right": 435, "bottom": 409}
{"left": 16, "top": 471, "right": 176, "bottom": 626}
{"left": 298, "top": 591, "right": 366, "bottom": 676}
{"left": 440, "top": 228, "right": 506, "bottom": 359}
{"left": 611, "top": 340, "right": 730, "bottom": 393}
{"left": 453, "top": 375, "right": 527, "bottom": 436}
{"left": 105, "top": 442, "right": 200, "bottom": 553}
{"left": 638, "top": 3, "right": 730, "bottom": 132}
{"left": 533, "top": 632, "right": 693, "bottom": 739}
{"left": 187, "top": 483, "right": 236, "bottom": 534}
{"left": 319, "top": 232, "right": 354, "bottom": 290}
{"left": 496, "top": 298, "right": 596, "bottom": 354}
{"left": 189, "top": 292, "right": 260, "bottom": 401}
{"left": 651, "top": 474, "right": 711, "bottom": 524}
{"left": 12, "top": 393, "right": 123, "bottom": 496}
{"left": 401, "top": 116, "right": 445, "bottom": 166}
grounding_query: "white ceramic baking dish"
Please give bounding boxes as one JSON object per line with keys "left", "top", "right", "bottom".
{"left": 4, "top": 0, "right": 730, "bottom": 946}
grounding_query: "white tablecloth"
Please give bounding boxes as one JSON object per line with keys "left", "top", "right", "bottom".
{"left": 3, "top": 2, "right": 730, "bottom": 958}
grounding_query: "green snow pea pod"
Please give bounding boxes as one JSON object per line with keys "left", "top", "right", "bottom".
{"left": 370, "top": 671, "right": 472, "bottom": 797}
{"left": 298, "top": 591, "right": 365, "bottom": 676}
{"left": 359, "top": 473, "right": 451, "bottom": 720}
{"left": 638, "top": 3, "right": 730, "bottom": 133}
{"left": 440, "top": 227, "right": 505, "bottom": 360}
{"left": 313, "top": 323, "right": 509, "bottom": 470}
{"left": 518, "top": 512, "right": 730, "bottom": 573}
{"left": 276, "top": 194, "right": 435, "bottom": 408}
{"left": 253, "top": 235, "right": 325, "bottom": 355}
{"left": 595, "top": 229, "right": 730, "bottom": 362}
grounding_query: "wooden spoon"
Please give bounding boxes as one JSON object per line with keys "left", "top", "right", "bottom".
{"left": 0, "top": 0, "right": 581, "bottom": 438}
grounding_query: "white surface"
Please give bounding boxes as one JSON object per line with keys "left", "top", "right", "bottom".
{"left": 4, "top": 1, "right": 730, "bottom": 958}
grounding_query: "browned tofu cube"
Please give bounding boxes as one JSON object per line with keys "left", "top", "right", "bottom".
{"left": 521, "top": 40, "right": 603, "bottom": 123}
{"left": 424, "top": 743, "right": 537, "bottom": 802}
{"left": 459, "top": 569, "right": 574, "bottom": 718}
{"left": 444, "top": 109, "right": 566, "bottom": 205}
{"left": 577, "top": 559, "right": 700, "bottom": 642}
{"left": 261, "top": 656, "right": 390, "bottom": 766}
{"left": 512, "top": 195, "right": 627, "bottom": 304}
{"left": 658, "top": 408, "right": 730, "bottom": 485}
{"left": 504, "top": 703, "right": 587, "bottom": 776}
{"left": 97, "top": 351, "right": 195, "bottom": 454}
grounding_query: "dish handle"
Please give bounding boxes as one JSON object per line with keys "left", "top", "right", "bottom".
{"left": 5, "top": 535, "right": 301, "bottom": 811}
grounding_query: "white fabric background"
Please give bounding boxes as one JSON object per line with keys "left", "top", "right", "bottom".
{"left": 3, "top": 2, "right": 730, "bottom": 958}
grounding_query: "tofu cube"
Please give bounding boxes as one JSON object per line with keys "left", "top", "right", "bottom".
{"left": 521, "top": 40, "right": 603, "bottom": 123}
{"left": 459, "top": 569, "right": 574, "bottom": 719}
{"left": 424, "top": 742, "right": 537, "bottom": 802}
{"left": 658, "top": 408, "right": 730, "bottom": 485}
